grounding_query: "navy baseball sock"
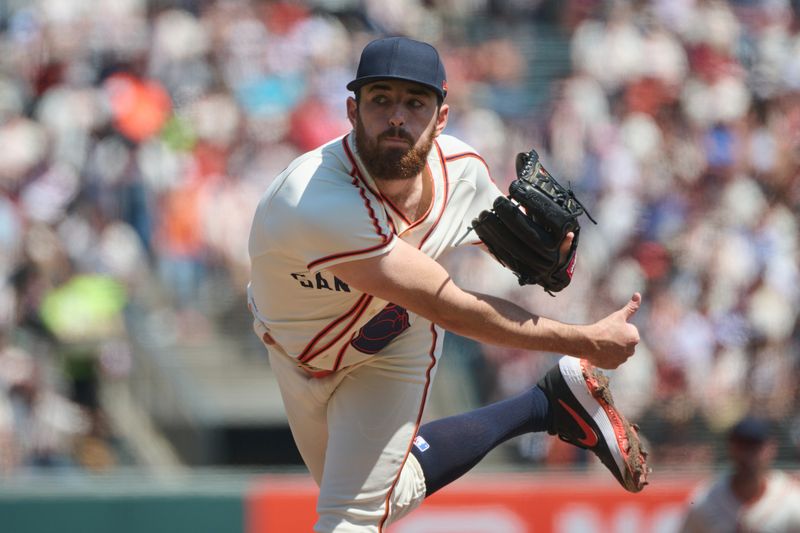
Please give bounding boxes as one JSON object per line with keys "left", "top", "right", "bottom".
{"left": 410, "top": 385, "right": 551, "bottom": 496}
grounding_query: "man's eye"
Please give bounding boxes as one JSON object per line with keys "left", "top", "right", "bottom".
{"left": 409, "top": 100, "right": 423, "bottom": 108}
{"left": 373, "top": 95, "right": 388, "bottom": 104}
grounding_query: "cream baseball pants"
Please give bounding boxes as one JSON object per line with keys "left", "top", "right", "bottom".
{"left": 266, "top": 318, "right": 443, "bottom": 532}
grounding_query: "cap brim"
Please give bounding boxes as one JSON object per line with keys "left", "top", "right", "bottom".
{"left": 346, "top": 75, "right": 445, "bottom": 99}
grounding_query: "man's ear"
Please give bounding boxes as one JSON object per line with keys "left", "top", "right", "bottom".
{"left": 434, "top": 104, "right": 449, "bottom": 137}
{"left": 346, "top": 97, "right": 358, "bottom": 127}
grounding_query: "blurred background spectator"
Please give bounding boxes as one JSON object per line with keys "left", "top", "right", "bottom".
{"left": 680, "top": 415, "right": 800, "bottom": 532}
{"left": 0, "top": 0, "right": 797, "bottom": 478}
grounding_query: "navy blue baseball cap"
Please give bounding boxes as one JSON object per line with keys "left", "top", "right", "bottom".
{"left": 347, "top": 37, "right": 447, "bottom": 101}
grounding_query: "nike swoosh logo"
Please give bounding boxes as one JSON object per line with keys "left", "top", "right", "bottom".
{"left": 558, "top": 399, "right": 599, "bottom": 447}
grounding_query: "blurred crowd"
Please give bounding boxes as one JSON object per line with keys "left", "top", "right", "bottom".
{"left": 0, "top": 0, "right": 798, "bottom": 475}
{"left": 464, "top": 0, "right": 800, "bottom": 468}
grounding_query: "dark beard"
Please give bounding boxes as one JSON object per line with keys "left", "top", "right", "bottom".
{"left": 354, "top": 115, "right": 435, "bottom": 181}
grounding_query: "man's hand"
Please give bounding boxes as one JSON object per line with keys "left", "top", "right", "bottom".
{"left": 583, "top": 293, "right": 641, "bottom": 369}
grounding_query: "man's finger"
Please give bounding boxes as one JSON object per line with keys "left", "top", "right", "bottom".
{"left": 622, "top": 292, "right": 641, "bottom": 320}
{"left": 559, "top": 231, "right": 574, "bottom": 259}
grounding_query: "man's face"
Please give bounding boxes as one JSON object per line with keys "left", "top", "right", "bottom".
{"left": 729, "top": 437, "right": 776, "bottom": 476}
{"left": 347, "top": 80, "right": 448, "bottom": 181}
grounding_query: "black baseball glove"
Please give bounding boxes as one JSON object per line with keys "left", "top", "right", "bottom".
{"left": 471, "top": 149, "right": 596, "bottom": 293}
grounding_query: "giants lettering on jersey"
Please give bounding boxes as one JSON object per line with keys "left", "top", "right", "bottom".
{"left": 350, "top": 303, "right": 410, "bottom": 354}
{"left": 291, "top": 272, "right": 351, "bottom": 292}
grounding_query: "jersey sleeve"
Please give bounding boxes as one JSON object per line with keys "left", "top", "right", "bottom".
{"left": 454, "top": 155, "right": 503, "bottom": 247}
{"left": 253, "top": 161, "right": 396, "bottom": 273}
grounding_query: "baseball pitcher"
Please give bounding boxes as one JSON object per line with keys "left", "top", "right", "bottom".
{"left": 248, "top": 36, "right": 649, "bottom": 532}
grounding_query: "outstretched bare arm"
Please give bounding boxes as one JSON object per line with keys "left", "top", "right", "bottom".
{"left": 328, "top": 238, "right": 640, "bottom": 369}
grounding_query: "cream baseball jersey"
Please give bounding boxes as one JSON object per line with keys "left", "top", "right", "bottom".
{"left": 248, "top": 131, "right": 501, "bottom": 372}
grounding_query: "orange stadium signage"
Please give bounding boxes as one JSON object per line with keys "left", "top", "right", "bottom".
{"left": 247, "top": 472, "right": 697, "bottom": 532}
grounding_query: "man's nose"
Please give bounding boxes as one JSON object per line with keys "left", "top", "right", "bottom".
{"left": 389, "top": 107, "right": 405, "bottom": 127}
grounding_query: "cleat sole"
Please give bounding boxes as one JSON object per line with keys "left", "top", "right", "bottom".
{"left": 579, "top": 359, "right": 649, "bottom": 492}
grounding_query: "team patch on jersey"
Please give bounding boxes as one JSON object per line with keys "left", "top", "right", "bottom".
{"left": 413, "top": 435, "right": 430, "bottom": 452}
{"left": 350, "top": 303, "right": 410, "bottom": 354}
